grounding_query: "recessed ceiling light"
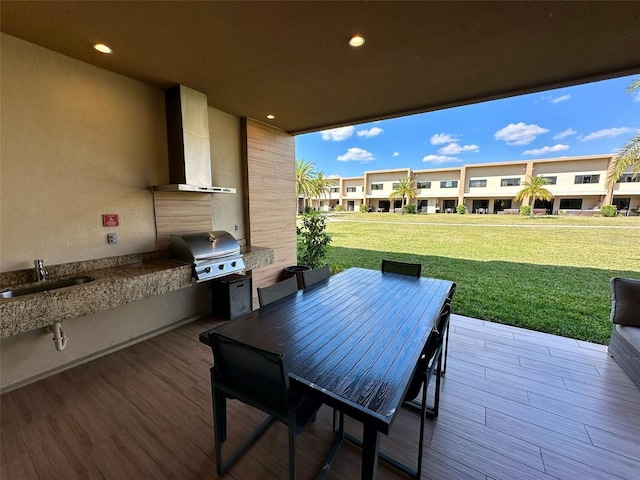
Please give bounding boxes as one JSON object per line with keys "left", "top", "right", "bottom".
{"left": 266, "top": 114, "right": 275, "bottom": 120}
{"left": 349, "top": 35, "right": 365, "bottom": 47}
{"left": 93, "top": 43, "right": 113, "bottom": 54}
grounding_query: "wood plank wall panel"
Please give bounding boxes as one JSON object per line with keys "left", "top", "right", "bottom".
{"left": 152, "top": 192, "right": 213, "bottom": 248}
{"left": 243, "top": 119, "right": 296, "bottom": 307}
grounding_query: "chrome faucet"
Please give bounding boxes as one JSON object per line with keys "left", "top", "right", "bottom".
{"left": 34, "top": 259, "right": 48, "bottom": 281}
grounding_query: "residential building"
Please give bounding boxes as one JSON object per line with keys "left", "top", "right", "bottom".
{"left": 312, "top": 155, "right": 640, "bottom": 215}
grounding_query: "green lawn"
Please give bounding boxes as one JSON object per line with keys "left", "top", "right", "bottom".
{"left": 321, "top": 213, "right": 640, "bottom": 344}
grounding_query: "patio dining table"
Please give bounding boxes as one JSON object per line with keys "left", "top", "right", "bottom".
{"left": 200, "top": 267, "right": 455, "bottom": 479}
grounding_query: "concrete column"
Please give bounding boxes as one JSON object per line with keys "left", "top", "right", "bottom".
{"left": 602, "top": 156, "right": 616, "bottom": 205}
{"left": 522, "top": 161, "right": 535, "bottom": 205}
{"left": 458, "top": 166, "right": 467, "bottom": 206}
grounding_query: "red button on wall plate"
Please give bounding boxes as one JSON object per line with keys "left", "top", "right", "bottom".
{"left": 102, "top": 214, "right": 119, "bottom": 227}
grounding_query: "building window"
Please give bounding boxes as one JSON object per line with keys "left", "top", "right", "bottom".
{"left": 559, "top": 198, "right": 583, "bottom": 209}
{"left": 540, "top": 176, "right": 557, "bottom": 185}
{"left": 371, "top": 183, "right": 383, "bottom": 190}
{"left": 346, "top": 186, "right": 356, "bottom": 193}
{"left": 613, "top": 197, "right": 631, "bottom": 210}
{"left": 330, "top": 187, "right": 339, "bottom": 193}
{"left": 469, "top": 179, "right": 487, "bottom": 188}
{"left": 500, "top": 178, "right": 521, "bottom": 187}
{"left": 440, "top": 180, "right": 458, "bottom": 188}
{"left": 574, "top": 174, "right": 600, "bottom": 184}
{"left": 618, "top": 173, "right": 639, "bottom": 183}
{"left": 392, "top": 183, "right": 401, "bottom": 189}
{"left": 417, "top": 181, "right": 431, "bottom": 189}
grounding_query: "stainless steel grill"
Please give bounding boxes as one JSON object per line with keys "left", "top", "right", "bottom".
{"left": 169, "top": 231, "right": 245, "bottom": 282}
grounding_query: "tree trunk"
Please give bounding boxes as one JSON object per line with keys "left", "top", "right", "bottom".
{"left": 530, "top": 197, "right": 535, "bottom": 219}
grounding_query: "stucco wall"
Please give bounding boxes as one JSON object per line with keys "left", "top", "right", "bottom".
{"left": 0, "top": 34, "right": 243, "bottom": 391}
{"left": 0, "top": 34, "right": 166, "bottom": 271}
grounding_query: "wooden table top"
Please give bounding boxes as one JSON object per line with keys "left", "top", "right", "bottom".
{"left": 201, "top": 267, "right": 455, "bottom": 433}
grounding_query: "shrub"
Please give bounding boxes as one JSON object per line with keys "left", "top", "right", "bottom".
{"left": 359, "top": 204, "right": 367, "bottom": 213}
{"left": 456, "top": 204, "right": 467, "bottom": 214}
{"left": 519, "top": 205, "right": 531, "bottom": 216}
{"left": 298, "top": 211, "right": 332, "bottom": 268}
{"left": 330, "top": 263, "right": 346, "bottom": 275}
{"left": 304, "top": 205, "right": 313, "bottom": 214}
{"left": 600, "top": 205, "right": 617, "bottom": 217}
{"left": 403, "top": 204, "right": 416, "bottom": 214}
{"left": 334, "top": 204, "right": 344, "bottom": 212}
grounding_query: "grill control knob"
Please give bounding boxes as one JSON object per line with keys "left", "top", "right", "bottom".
{"left": 204, "top": 267, "right": 211, "bottom": 273}
{"left": 231, "top": 261, "right": 237, "bottom": 267}
{"left": 218, "top": 264, "right": 225, "bottom": 270}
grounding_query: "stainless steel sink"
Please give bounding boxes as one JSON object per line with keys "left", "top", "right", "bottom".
{"left": 0, "top": 275, "right": 94, "bottom": 299}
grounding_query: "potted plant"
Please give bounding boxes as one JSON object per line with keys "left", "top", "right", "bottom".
{"left": 287, "top": 211, "right": 332, "bottom": 288}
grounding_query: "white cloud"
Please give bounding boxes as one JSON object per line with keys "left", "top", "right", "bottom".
{"left": 422, "top": 155, "right": 460, "bottom": 164}
{"left": 357, "top": 127, "right": 383, "bottom": 138}
{"left": 553, "top": 128, "right": 577, "bottom": 140}
{"left": 580, "top": 127, "right": 634, "bottom": 142}
{"left": 392, "top": 152, "right": 400, "bottom": 157}
{"left": 430, "top": 133, "right": 459, "bottom": 145}
{"left": 327, "top": 174, "right": 340, "bottom": 179}
{"left": 538, "top": 94, "right": 571, "bottom": 103}
{"left": 438, "top": 143, "right": 479, "bottom": 155}
{"left": 633, "top": 91, "right": 640, "bottom": 102}
{"left": 321, "top": 126, "right": 354, "bottom": 141}
{"left": 523, "top": 144, "right": 570, "bottom": 156}
{"left": 494, "top": 122, "right": 549, "bottom": 145}
{"left": 337, "top": 148, "right": 374, "bottom": 162}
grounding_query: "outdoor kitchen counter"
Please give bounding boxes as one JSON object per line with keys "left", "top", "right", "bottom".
{"left": 0, "top": 259, "right": 192, "bottom": 338}
{"left": 0, "top": 246, "right": 274, "bottom": 338}
{"left": 241, "top": 245, "right": 274, "bottom": 271}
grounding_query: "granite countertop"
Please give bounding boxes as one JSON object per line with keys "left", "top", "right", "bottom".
{"left": 0, "top": 259, "right": 193, "bottom": 338}
{"left": 0, "top": 246, "right": 274, "bottom": 338}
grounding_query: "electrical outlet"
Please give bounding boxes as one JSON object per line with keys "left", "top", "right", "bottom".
{"left": 234, "top": 224, "right": 240, "bottom": 232}
{"left": 107, "top": 233, "right": 117, "bottom": 244}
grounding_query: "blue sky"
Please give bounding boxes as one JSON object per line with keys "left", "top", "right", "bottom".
{"left": 295, "top": 75, "right": 639, "bottom": 178}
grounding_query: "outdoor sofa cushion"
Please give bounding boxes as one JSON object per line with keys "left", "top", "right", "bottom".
{"left": 610, "top": 277, "right": 640, "bottom": 327}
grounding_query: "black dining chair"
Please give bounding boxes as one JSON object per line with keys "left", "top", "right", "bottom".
{"left": 381, "top": 259, "right": 422, "bottom": 278}
{"left": 257, "top": 276, "right": 298, "bottom": 307}
{"left": 440, "top": 283, "right": 456, "bottom": 376}
{"left": 403, "top": 303, "right": 449, "bottom": 418}
{"left": 301, "top": 264, "right": 330, "bottom": 288}
{"left": 209, "top": 332, "right": 344, "bottom": 479}
{"left": 380, "top": 309, "right": 446, "bottom": 480}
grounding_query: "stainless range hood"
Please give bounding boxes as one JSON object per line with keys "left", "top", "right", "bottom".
{"left": 153, "top": 85, "right": 235, "bottom": 193}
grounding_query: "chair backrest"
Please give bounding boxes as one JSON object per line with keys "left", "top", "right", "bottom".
{"left": 381, "top": 259, "right": 422, "bottom": 278}
{"left": 610, "top": 277, "right": 640, "bottom": 326}
{"left": 209, "top": 332, "right": 290, "bottom": 411}
{"left": 404, "top": 327, "right": 442, "bottom": 400}
{"left": 257, "top": 276, "right": 299, "bottom": 307}
{"left": 434, "top": 303, "right": 451, "bottom": 337}
{"left": 302, "top": 265, "right": 330, "bottom": 288}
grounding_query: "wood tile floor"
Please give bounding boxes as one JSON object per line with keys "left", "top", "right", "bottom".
{"left": 2, "top": 314, "right": 639, "bottom": 479}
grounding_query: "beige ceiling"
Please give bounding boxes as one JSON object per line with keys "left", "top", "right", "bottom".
{"left": 2, "top": 1, "right": 639, "bottom": 134}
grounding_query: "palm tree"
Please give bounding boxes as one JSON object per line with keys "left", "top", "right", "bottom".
{"left": 515, "top": 175, "right": 552, "bottom": 218}
{"left": 295, "top": 159, "right": 317, "bottom": 212}
{"left": 389, "top": 177, "right": 416, "bottom": 212}
{"left": 312, "top": 171, "right": 336, "bottom": 209}
{"left": 606, "top": 78, "right": 640, "bottom": 187}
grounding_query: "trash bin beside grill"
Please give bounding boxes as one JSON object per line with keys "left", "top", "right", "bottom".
{"left": 210, "top": 274, "right": 252, "bottom": 319}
